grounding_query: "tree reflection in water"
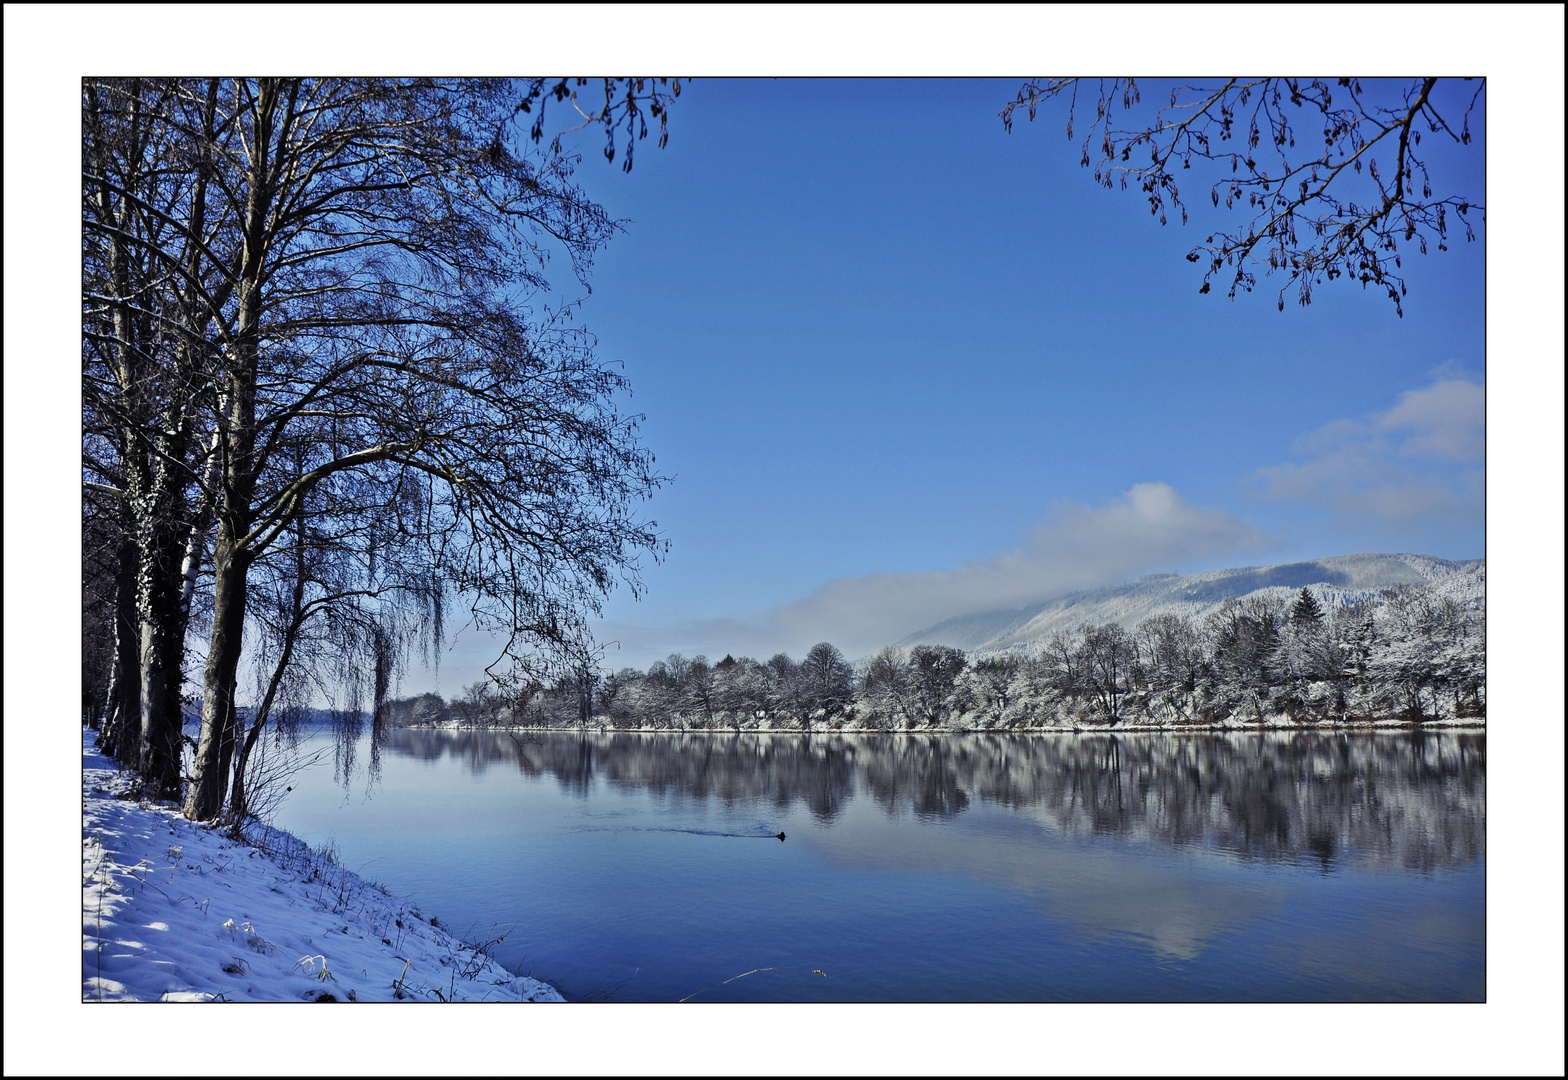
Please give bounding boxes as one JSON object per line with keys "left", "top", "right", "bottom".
{"left": 378, "top": 728, "right": 1483, "bottom": 871}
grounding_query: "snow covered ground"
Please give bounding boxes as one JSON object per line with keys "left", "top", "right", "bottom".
{"left": 80, "top": 730, "right": 562, "bottom": 1004}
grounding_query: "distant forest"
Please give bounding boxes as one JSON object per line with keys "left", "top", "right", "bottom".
{"left": 387, "top": 583, "right": 1484, "bottom": 731}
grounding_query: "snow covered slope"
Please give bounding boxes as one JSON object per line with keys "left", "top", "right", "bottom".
{"left": 81, "top": 732, "right": 563, "bottom": 1003}
{"left": 898, "top": 553, "right": 1484, "bottom": 657}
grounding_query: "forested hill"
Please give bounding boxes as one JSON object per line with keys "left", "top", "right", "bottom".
{"left": 898, "top": 554, "right": 1484, "bottom": 657}
{"left": 384, "top": 551, "right": 1485, "bottom": 731}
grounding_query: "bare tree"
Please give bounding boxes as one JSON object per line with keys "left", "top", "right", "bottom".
{"left": 1080, "top": 623, "right": 1134, "bottom": 722}
{"left": 1203, "top": 596, "right": 1286, "bottom": 720}
{"left": 800, "top": 641, "right": 854, "bottom": 717}
{"left": 677, "top": 655, "right": 713, "bottom": 726}
{"left": 83, "top": 78, "right": 228, "bottom": 796}
{"left": 1135, "top": 612, "right": 1205, "bottom": 696}
{"left": 513, "top": 78, "right": 682, "bottom": 172}
{"left": 709, "top": 655, "right": 770, "bottom": 728}
{"left": 1002, "top": 78, "right": 1483, "bottom": 315}
{"left": 1042, "top": 630, "right": 1084, "bottom": 707}
{"left": 167, "top": 79, "right": 668, "bottom": 820}
{"left": 224, "top": 474, "right": 414, "bottom": 824}
{"left": 764, "top": 653, "right": 806, "bottom": 727}
{"left": 860, "top": 646, "right": 912, "bottom": 729}
{"left": 1370, "top": 585, "right": 1482, "bottom": 723}
{"left": 83, "top": 78, "right": 676, "bottom": 818}
{"left": 965, "top": 654, "right": 1021, "bottom": 724}
{"left": 907, "top": 644, "right": 967, "bottom": 726}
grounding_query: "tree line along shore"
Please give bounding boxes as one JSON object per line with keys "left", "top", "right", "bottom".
{"left": 381, "top": 584, "right": 1484, "bottom": 734}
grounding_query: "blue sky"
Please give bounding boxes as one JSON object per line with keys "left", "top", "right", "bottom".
{"left": 459, "top": 76, "right": 1488, "bottom": 676}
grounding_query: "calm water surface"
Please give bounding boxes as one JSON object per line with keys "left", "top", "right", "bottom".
{"left": 272, "top": 729, "right": 1484, "bottom": 1002}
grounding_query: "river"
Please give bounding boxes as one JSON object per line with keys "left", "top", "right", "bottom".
{"left": 271, "top": 728, "right": 1484, "bottom": 1002}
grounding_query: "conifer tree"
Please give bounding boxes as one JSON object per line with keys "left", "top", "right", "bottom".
{"left": 1291, "top": 586, "right": 1325, "bottom": 626}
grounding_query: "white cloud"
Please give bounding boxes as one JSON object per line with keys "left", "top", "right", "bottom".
{"left": 596, "top": 483, "right": 1270, "bottom": 663}
{"left": 1250, "top": 376, "right": 1484, "bottom": 526}
{"left": 1377, "top": 378, "right": 1485, "bottom": 461}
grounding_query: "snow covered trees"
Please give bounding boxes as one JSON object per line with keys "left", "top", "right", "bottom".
{"left": 799, "top": 642, "right": 853, "bottom": 715}
{"left": 384, "top": 575, "right": 1483, "bottom": 733}
{"left": 1369, "top": 585, "right": 1485, "bottom": 722}
{"left": 907, "top": 645, "right": 968, "bottom": 725}
{"left": 860, "top": 647, "right": 913, "bottom": 729}
{"left": 1079, "top": 624, "right": 1134, "bottom": 721}
{"left": 83, "top": 79, "right": 669, "bottom": 819}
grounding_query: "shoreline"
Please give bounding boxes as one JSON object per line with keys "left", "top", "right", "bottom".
{"left": 80, "top": 729, "right": 563, "bottom": 1003}
{"left": 399, "top": 718, "right": 1487, "bottom": 736}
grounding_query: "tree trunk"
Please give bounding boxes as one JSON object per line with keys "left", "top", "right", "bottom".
{"left": 184, "top": 531, "right": 249, "bottom": 819}
{"left": 136, "top": 619, "right": 182, "bottom": 798}
{"left": 228, "top": 705, "right": 269, "bottom": 825}
{"left": 100, "top": 536, "right": 142, "bottom": 767}
{"left": 87, "top": 79, "right": 209, "bottom": 798}
{"left": 219, "top": 693, "right": 240, "bottom": 799}
{"left": 136, "top": 466, "right": 191, "bottom": 799}
{"left": 183, "top": 82, "right": 273, "bottom": 821}
{"left": 229, "top": 508, "right": 308, "bottom": 823}
{"left": 134, "top": 86, "right": 221, "bottom": 798}
{"left": 92, "top": 86, "right": 154, "bottom": 773}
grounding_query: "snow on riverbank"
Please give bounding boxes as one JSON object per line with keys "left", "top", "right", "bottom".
{"left": 80, "top": 730, "right": 562, "bottom": 1003}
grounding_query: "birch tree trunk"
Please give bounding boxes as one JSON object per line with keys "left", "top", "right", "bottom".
{"left": 185, "top": 523, "right": 252, "bottom": 818}
{"left": 184, "top": 80, "right": 274, "bottom": 819}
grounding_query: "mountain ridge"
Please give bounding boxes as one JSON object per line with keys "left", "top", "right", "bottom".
{"left": 896, "top": 553, "right": 1485, "bottom": 657}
